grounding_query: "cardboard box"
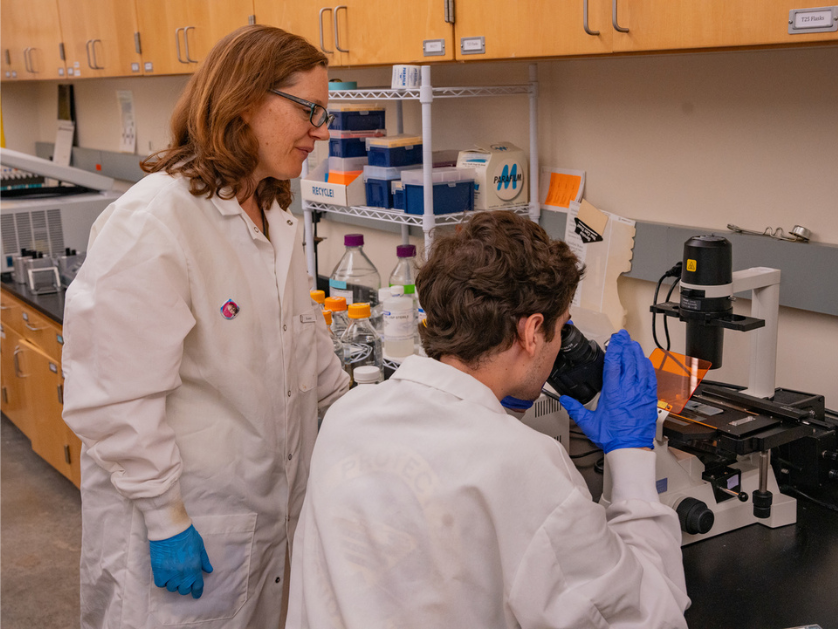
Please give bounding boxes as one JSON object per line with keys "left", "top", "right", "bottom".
{"left": 456, "top": 142, "right": 528, "bottom": 210}
{"left": 301, "top": 160, "right": 366, "bottom": 207}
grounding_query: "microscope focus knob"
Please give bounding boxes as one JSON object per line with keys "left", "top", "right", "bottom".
{"left": 676, "top": 497, "right": 715, "bottom": 535}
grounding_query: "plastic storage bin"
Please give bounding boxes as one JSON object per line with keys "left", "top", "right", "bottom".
{"left": 367, "top": 135, "right": 423, "bottom": 167}
{"left": 328, "top": 104, "right": 386, "bottom": 131}
{"left": 329, "top": 129, "right": 384, "bottom": 158}
{"left": 402, "top": 167, "right": 476, "bottom": 215}
{"left": 392, "top": 181, "right": 405, "bottom": 210}
{"left": 329, "top": 156, "right": 368, "bottom": 172}
{"left": 363, "top": 165, "right": 420, "bottom": 208}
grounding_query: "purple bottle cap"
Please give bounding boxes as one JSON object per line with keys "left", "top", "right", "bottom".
{"left": 396, "top": 244, "right": 416, "bottom": 258}
{"left": 344, "top": 234, "right": 364, "bottom": 247}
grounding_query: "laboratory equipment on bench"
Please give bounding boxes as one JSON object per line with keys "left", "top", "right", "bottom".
{"left": 1, "top": 148, "right": 118, "bottom": 275}
{"left": 382, "top": 285, "right": 415, "bottom": 359}
{"left": 628, "top": 235, "right": 831, "bottom": 544}
{"left": 340, "top": 302, "right": 383, "bottom": 386}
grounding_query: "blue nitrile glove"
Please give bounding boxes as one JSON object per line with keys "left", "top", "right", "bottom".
{"left": 149, "top": 525, "right": 213, "bottom": 599}
{"left": 501, "top": 396, "right": 535, "bottom": 412}
{"left": 559, "top": 329, "right": 657, "bottom": 453}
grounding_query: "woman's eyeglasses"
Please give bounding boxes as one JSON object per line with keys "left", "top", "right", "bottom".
{"left": 269, "top": 89, "right": 334, "bottom": 128}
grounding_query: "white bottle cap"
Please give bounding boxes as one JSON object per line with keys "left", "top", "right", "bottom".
{"left": 390, "top": 285, "right": 405, "bottom": 297}
{"left": 354, "top": 366, "right": 381, "bottom": 384}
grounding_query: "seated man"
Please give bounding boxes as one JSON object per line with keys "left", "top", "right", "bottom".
{"left": 287, "top": 210, "right": 690, "bottom": 628}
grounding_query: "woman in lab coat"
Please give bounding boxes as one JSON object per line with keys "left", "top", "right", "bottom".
{"left": 62, "top": 25, "right": 349, "bottom": 629}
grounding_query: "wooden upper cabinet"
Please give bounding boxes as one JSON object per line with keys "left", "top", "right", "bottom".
{"left": 612, "top": 0, "right": 838, "bottom": 52}
{"left": 335, "top": 0, "right": 455, "bottom": 66}
{"left": 454, "top": 0, "right": 612, "bottom": 61}
{"left": 1, "top": 0, "right": 65, "bottom": 81}
{"left": 254, "top": 0, "right": 343, "bottom": 65}
{"left": 135, "top": 0, "right": 255, "bottom": 76}
{"left": 57, "top": 0, "right": 142, "bottom": 79}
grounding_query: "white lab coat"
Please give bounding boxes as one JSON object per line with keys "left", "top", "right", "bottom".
{"left": 287, "top": 355, "right": 690, "bottom": 629}
{"left": 62, "top": 172, "right": 349, "bottom": 629}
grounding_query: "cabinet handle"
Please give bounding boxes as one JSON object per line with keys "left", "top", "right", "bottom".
{"left": 334, "top": 6, "right": 349, "bottom": 53}
{"left": 4, "top": 49, "right": 11, "bottom": 66}
{"left": 91, "top": 39, "right": 104, "bottom": 69}
{"left": 184, "top": 26, "right": 197, "bottom": 63}
{"left": 2, "top": 386, "right": 8, "bottom": 405}
{"left": 64, "top": 444, "right": 71, "bottom": 464}
{"left": 24, "top": 319, "right": 47, "bottom": 332}
{"left": 0, "top": 304, "right": 12, "bottom": 311}
{"left": 318, "top": 7, "right": 334, "bottom": 54}
{"left": 13, "top": 347, "right": 27, "bottom": 378}
{"left": 57, "top": 383, "right": 64, "bottom": 405}
{"left": 583, "top": 0, "right": 600, "bottom": 36}
{"left": 175, "top": 27, "right": 186, "bottom": 64}
{"left": 612, "top": 0, "right": 629, "bottom": 33}
{"left": 134, "top": 32, "right": 142, "bottom": 55}
{"left": 86, "top": 39, "right": 94, "bottom": 69}
{"left": 23, "top": 47, "right": 31, "bottom": 73}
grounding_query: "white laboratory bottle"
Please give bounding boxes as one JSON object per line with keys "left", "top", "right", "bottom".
{"left": 340, "top": 303, "right": 383, "bottom": 385}
{"left": 323, "top": 309, "right": 344, "bottom": 366}
{"left": 329, "top": 234, "right": 382, "bottom": 307}
{"left": 370, "top": 287, "right": 390, "bottom": 335}
{"left": 383, "top": 285, "right": 415, "bottom": 359}
{"left": 353, "top": 365, "right": 382, "bottom": 388}
{"left": 388, "top": 244, "right": 418, "bottom": 296}
{"left": 325, "top": 296, "right": 349, "bottom": 338}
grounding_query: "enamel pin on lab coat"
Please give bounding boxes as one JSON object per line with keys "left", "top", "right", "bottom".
{"left": 221, "top": 299, "right": 240, "bottom": 319}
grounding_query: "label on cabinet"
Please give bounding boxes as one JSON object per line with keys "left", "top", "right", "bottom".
{"left": 424, "top": 39, "right": 446, "bottom": 56}
{"left": 49, "top": 362, "right": 58, "bottom": 373}
{"left": 460, "top": 37, "right": 486, "bottom": 55}
{"left": 789, "top": 7, "right": 838, "bottom": 34}
{"left": 144, "top": 62, "right": 153, "bottom": 73}
{"left": 58, "top": 68, "right": 64, "bottom": 76}
{"left": 131, "top": 63, "right": 140, "bottom": 73}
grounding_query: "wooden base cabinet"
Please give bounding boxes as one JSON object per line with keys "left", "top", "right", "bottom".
{"left": 0, "top": 288, "right": 80, "bottom": 488}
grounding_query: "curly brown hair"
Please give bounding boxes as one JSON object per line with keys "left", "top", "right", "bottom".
{"left": 140, "top": 25, "right": 328, "bottom": 212}
{"left": 416, "top": 211, "right": 583, "bottom": 366}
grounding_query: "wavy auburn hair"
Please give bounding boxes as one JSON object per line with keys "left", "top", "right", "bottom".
{"left": 141, "top": 25, "right": 328, "bottom": 211}
{"left": 417, "top": 211, "right": 584, "bottom": 366}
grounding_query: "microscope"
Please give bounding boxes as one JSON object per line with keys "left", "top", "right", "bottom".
{"left": 547, "top": 236, "right": 834, "bottom": 544}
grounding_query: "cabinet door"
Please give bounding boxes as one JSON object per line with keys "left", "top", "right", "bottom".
{"left": 454, "top": 0, "right": 612, "bottom": 61}
{"left": 25, "top": 343, "right": 79, "bottom": 485}
{"left": 57, "top": 0, "right": 143, "bottom": 78}
{"left": 613, "top": 0, "right": 838, "bottom": 52}
{"left": 0, "top": 0, "right": 26, "bottom": 80}
{"left": 337, "top": 0, "right": 455, "bottom": 65}
{"left": 0, "top": 324, "right": 30, "bottom": 436}
{"left": 254, "top": 0, "right": 344, "bottom": 65}
{"left": 18, "top": 0, "right": 66, "bottom": 81}
{"left": 136, "top": 0, "right": 255, "bottom": 76}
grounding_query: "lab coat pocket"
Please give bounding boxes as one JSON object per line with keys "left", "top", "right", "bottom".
{"left": 149, "top": 512, "right": 257, "bottom": 625}
{"left": 293, "top": 311, "right": 318, "bottom": 393}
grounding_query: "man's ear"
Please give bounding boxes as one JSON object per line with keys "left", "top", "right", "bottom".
{"left": 517, "top": 314, "right": 545, "bottom": 358}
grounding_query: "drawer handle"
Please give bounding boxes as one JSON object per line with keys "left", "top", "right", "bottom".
{"left": 319, "top": 7, "right": 334, "bottom": 54}
{"left": 13, "top": 347, "right": 28, "bottom": 378}
{"left": 334, "top": 6, "right": 349, "bottom": 53}
{"left": 64, "top": 444, "right": 71, "bottom": 465}
{"left": 58, "top": 383, "right": 64, "bottom": 405}
{"left": 612, "top": 0, "right": 629, "bottom": 33}
{"left": 24, "top": 320, "right": 47, "bottom": 332}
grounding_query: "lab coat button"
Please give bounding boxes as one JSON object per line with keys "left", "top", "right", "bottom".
{"left": 283, "top": 324, "right": 287, "bottom": 331}
{"left": 253, "top": 226, "right": 258, "bottom": 232}
{"left": 275, "top": 577, "right": 281, "bottom": 584}
{"left": 288, "top": 453, "right": 293, "bottom": 460}
{"left": 287, "top": 390, "right": 291, "bottom": 397}
{"left": 287, "top": 220, "right": 293, "bottom": 225}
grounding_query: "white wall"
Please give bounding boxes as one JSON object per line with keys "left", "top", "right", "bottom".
{"left": 3, "top": 45, "right": 836, "bottom": 406}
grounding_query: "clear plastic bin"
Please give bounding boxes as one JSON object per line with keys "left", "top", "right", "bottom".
{"left": 329, "top": 156, "right": 368, "bottom": 172}
{"left": 363, "top": 165, "right": 420, "bottom": 209}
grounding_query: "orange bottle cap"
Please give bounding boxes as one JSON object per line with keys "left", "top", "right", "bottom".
{"left": 310, "top": 290, "right": 325, "bottom": 304}
{"left": 322, "top": 309, "right": 333, "bottom": 325}
{"left": 324, "top": 296, "right": 347, "bottom": 312}
{"left": 347, "top": 303, "right": 371, "bottom": 319}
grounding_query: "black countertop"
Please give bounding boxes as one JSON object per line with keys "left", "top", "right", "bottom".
{"left": 1, "top": 276, "right": 66, "bottom": 324}
{"left": 571, "top": 445, "right": 838, "bottom": 629}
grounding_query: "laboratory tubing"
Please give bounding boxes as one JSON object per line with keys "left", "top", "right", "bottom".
{"left": 324, "top": 296, "right": 349, "bottom": 338}
{"left": 353, "top": 365, "right": 382, "bottom": 386}
{"left": 340, "top": 303, "right": 383, "bottom": 385}
{"left": 323, "top": 309, "right": 344, "bottom": 366}
{"left": 383, "top": 285, "right": 415, "bottom": 359}
{"left": 310, "top": 289, "right": 326, "bottom": 309}
{"left": 329, "top": 234, "right": 381, "bottom": 306}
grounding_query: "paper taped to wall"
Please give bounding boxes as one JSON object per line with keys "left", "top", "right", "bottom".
{"left": 540, "top": 167, "right": 585, "bottom": 209}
